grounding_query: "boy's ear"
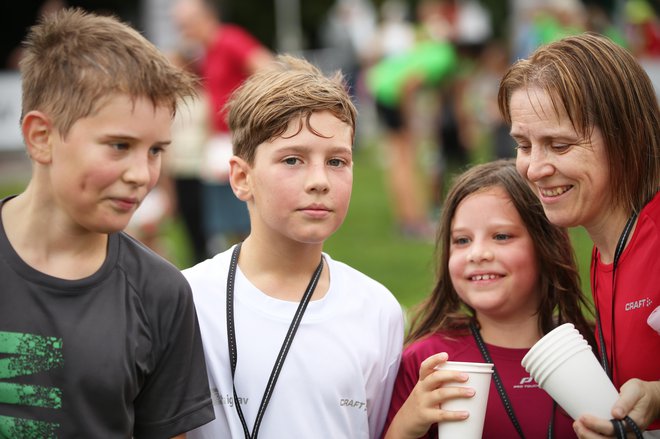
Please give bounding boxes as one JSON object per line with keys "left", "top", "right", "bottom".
{"left": 22, "top": 111, "right": 54, "bottom": 164}
{"left": 229, "top": 155, "right": 252, "bottom": 201}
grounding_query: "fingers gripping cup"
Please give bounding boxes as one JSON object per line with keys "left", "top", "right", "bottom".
{"left": 435, "top": 361, "right": 494, "bottom": 439}
{"left": 521, "top": 323, "right": 619, "bottom": 420}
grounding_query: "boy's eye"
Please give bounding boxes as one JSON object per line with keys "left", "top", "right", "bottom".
{"left": 111, "top": 142, "right": 129, "bottom": 151}
{"left": 150, "top": 146, "right": 165, "bottom": 156}
{"left": 328, "top": 158, "right": 346, "bottom": 167}
{"left": 283, "top": 157, "right": 300, "bottom": 165}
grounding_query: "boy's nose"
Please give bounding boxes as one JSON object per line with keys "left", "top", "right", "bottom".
{"left": 124, "top": 155, "right": 154, "bottom": 187}
{"left": 305, "top": 164, "right": 330, "bottom": 193}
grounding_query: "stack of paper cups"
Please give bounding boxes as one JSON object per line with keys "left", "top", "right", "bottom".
{"left": 436, "top": 361, "right": 494, "bottom": 439}
{"left": 521, "top": 323, "right": 619, "bottom": 420}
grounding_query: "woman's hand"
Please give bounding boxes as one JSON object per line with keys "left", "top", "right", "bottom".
{"left": 573, "top": 379, "right": 660, "bottom": 438}
{"left": 383, "top": 352, "right": 476, "bottom": 439}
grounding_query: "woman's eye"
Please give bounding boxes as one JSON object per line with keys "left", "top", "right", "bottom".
{"left": 551, "top": 144, "right": 571, "bottom": 152}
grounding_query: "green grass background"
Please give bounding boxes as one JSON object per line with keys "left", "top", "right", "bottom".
{"left": 0, "top": 142, "right": 594, "bottom": 312}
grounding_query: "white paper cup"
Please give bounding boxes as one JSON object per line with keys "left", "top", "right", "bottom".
{"left": 537, "top": 348, "right": 619, "bottom": 419}
{"left": 522, "top": 325, "right": 619, "bottom": 420}
{"left": 648, "top": 306, "right": 660, "bottom": 334}
{"left": 525, "top": 324, "right": 580, "bottom": 358}
{"left": 522, "top": 323, "right": 583, "bottom": 377}
{"left": 524, "top": 338, "right": 589, "bottom": 380}
{"left": 532, "top": 343, "right": 592, "bottom": 384}
{"left": 436, "top": 361, "right": 494, "bottom": 439}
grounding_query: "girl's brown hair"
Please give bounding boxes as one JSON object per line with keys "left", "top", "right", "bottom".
{"left": 406, "top": 160, "right": 595, "bottom": 348}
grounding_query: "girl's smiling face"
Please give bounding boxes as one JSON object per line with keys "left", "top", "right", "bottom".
{"left": 449, "top": 185, "right": 540, "bottom": 321}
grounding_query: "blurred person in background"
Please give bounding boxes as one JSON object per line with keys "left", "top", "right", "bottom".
{"left": 172, "top": 0, "right": 273, "bottom": 254}
{"left": 320, "top": 0, "right": 377, "bottom": 96}
{"left": 365, "top": 0, "right": 458, "bottom": 240}
{"left": 625, "top": 0, "right": 660, "bottom": 102}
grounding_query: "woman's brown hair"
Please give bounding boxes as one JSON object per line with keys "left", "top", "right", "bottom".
{"left": 498, "top": 32, "right": 660, "bottom": 214}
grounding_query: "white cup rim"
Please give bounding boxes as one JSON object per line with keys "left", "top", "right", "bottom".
{"left": 523, "top": 338, "right": 589, "bottom": 374}
{"left": 443, "top": 361, "right": 494, "bottom": 368}
{"left": 532, "top": 343, "right": 592, "bottom": 383}
{"left": 436, "top": 361, "right": 494, "bottom": 374}
{"left": 526, "top": 325, "right": 581, "bottom": 357}
{"left": 534, "top": 344, "right": 593, "bottom": 385}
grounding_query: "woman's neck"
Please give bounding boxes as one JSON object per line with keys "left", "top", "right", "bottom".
{"left": 586, "top": 207, "right": 637, "bottom": 265}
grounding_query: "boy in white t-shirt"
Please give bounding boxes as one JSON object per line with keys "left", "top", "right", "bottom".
{"left": 184, "top": 54, "right": 404, "bottom": 439}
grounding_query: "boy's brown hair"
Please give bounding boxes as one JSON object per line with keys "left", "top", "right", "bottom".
{"left": 226, "top": 54, "right": 357, "bottom": 164}
{"left": 19, "top": 7, "right": 198, "bottom": 138}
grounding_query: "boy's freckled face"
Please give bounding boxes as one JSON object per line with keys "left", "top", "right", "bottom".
{"left": 246, "top": 110, "right": 353, "bottom": 245}
{"left": 49, "top": 94, "right": 172, "bottom": 234}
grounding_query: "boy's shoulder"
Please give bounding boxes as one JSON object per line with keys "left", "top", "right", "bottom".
{"left": 324, "top": 253, "right": 401, "bottom": 309}
{"left": 325, "top": 253, "right": 387, "bottom": 287}
{"left": 183, "top": 246, "right": 233, "bottom": 282}
{"left": 115, "top": 232, "right": 192, "bottom": 300}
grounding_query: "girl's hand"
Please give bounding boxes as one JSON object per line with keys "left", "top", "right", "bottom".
{"left": 384, "top": 352, "right": 476, "bottom": 439}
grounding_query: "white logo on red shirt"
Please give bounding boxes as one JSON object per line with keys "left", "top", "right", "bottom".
{"left": 624, "top": 298, "right": 653, "bottom": 311}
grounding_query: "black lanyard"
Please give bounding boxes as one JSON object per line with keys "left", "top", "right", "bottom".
{"left": 591, "top": 213, "right": 643, "bottom": 439}
{"left": 592, "top": 212, "right": 637, "bottom": 381}
{"left": 226, "top": 242, "right": 324, "bottom": 439}
{"left": 469, "top": 320, "right": 555, "bottom": 439}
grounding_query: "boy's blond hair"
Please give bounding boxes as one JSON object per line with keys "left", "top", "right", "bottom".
{"left": 226, "top": 54, "right": 357, "bottom": 164}
{"left": 19, "top": 8, "right": 197, "bottom": 138}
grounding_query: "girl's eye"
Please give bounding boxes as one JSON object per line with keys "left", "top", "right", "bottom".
{"left": 494, "top": 233, "right": 510, "bottom": 241}
{"left": 452, "top": 236, "right": 470, "bottom": 245}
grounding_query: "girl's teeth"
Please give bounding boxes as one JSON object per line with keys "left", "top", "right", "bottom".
{"left": 472, "top": 274, "right": 497, "bottom": 281}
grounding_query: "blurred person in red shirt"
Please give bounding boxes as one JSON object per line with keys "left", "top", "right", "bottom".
{"left": 172, "top": 0, "right": 273, "bottom": 254}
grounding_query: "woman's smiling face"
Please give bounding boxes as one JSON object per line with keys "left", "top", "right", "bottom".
{"left": 509, "top": 87, "right": 613, "bottom": 231}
